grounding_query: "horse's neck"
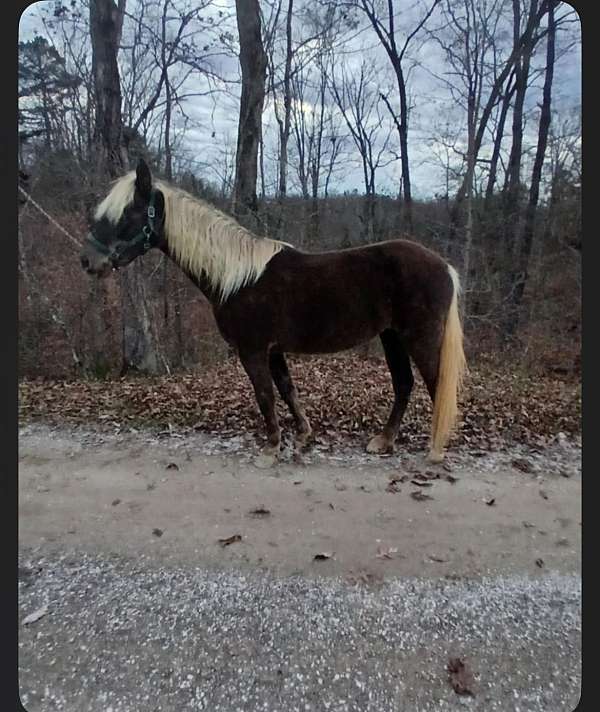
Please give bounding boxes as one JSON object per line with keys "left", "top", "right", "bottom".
{"left": 159, "top": 241, "right": 221, "bottom": 307}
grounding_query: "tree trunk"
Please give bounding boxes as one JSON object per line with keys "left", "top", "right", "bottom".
{"left": 233, "top": 0, "right": 267, "bottom": 230}
{"left": 484, "top": 74, "right": 516, "bottom": 205}
{"left": 89, "top": 0, "right": 128, "bottom": 176}
{"left": 278, "top": 0, "right": 294, "bottom": 200}
{"left": 501, "top": 0, "right": 536, "bottom": 255}
{"left": 395, "top": 60, "right": 413, "bottom": 233}
{"left": 507, "top": 0, "right": 556, "bottom": 334}
{"left": 90, "top": 0, "right": 161, "bottom": 374}
{"left": 461, "top": 94, "right": 477, "bottom": 318}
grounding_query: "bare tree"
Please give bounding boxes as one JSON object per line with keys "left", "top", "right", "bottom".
{"left": 358, "top": 0, "right": 440, "bottom": 233}
{"left": 430, "top": 0, "right": 509, "bottom": 308}
{"left": 484, "top": 69, "right": 517, "bottom": 204}
{"left": 442, "top": 0, "right": 551, "bottom": 238}
{"left": 507, "top": 0, "right": 557, "bottom": 332}
{"left": 233, "top": 0, "right": 268, "bottom": 228}
{"left": 288, "top": 51, "right": 333, "bottom": 244}
{"left": 90, "top": 0, "right": 128, "bottom": 174}
{"left": 499, "top": 0, "right": 539, "bottom": 255}
{"left": 263, "top": 0, "right": 340, "bottom": 236}
{"left": 329, "top": 58, "right": 396, "bottom": 242}
{"left": 90, "top": 0, "right": 162, "bottom": 374}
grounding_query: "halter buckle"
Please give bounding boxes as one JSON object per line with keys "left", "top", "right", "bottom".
{"left": 147, "top": 205, "right": 156, "bottom": 219}
{"left": 142, "top": 224, "right": 153, "bottom": 251}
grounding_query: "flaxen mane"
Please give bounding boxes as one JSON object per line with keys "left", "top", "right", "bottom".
{"left": 95, "top": 171, "right": 289, "bottom": 301}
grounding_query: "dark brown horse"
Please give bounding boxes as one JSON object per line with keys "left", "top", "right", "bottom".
{"left": 80, "top": 159, "right": 466, "bottom": 462}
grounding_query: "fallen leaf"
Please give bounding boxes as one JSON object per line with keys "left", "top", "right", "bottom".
{"left": 248, "top": 506, "right": 271, "bottom": 517}
{"left": 388, "top": 473, "right": 405, "bottom": 483}
{"left": 165, "top": 462, "right": 179, "bottom": 471}
{"left": 376, "top": 546, "right": 398, "bottom": 559}
{"left": 22, "top": 605, "right": 48, "bottom": 625}
{"left": 512, "top": 457, "right": 534, "bottom": 473}
{"left": 445, "top": 475, "right": 459, "bottom": 484}
{"left": 152, "top": 528, "right": 163, "bottom": 537}
{"left": 218, "top": 534, "right": 242, "bottom": 547}
{"left": 484, "top": 497, "right": 496, "bottom": 506}
{"left": 410, "top": 490, "right": 433, "bottom": 502}
{"left": 522, "top": 520, "right": 535, "bottom": 528}
{"left": 535, "top": 558, "right": 544, "bottom": 568}
{"left": 329, "top": 503, "right": 335, "bottom": 510}
{"left": 410, "top": 479, "right": 433, "bottom": 487}
{"left": 539, "top": 489, "right": 549, "bottom": 500}
{"left": 111, "top": 498, "right": 121, "bottom": 506}
{"left": 313, "top": 552, "right": 333, "bottom": 561}
{"left": 447, "top": 657, "right": 475, "bottom": 696}
{"left": 429, "top": 554, "right": 447, "bottom": 562}
{"left": 424, "top": 470, "right": 441, "bottom": 479}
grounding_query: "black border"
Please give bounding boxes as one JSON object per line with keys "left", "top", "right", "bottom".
{"left": 9, "top": 3, "right": 34, "bottom": 711}
{"left": 571, "top": 0, "right": 590, "bottom": 710}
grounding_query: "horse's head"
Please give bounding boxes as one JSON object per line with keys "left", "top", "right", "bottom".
{"left": 80, "top": 159, "right": 165, "bottom": 276}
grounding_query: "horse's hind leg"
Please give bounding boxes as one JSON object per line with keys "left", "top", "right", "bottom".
{"left": 408, "top": 326, "right": 443, "bottom": 403}
{"left": 269, "top": 351, "right": 312, "bottom": 445}
{"left": 408, "top": 324, "right": 445, "bottom": 461}
{"left": 366, "top": 329, "right": 414, "bottom": 454}
{"left": 239, "top": 350, "right": 281, "bottom": 457}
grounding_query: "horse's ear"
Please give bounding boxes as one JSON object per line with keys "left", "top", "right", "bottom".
{"left": 135, "top": 158, "right": 152, "bottom": 200}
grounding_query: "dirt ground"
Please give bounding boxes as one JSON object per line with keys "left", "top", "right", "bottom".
{"left": 18, "top": 424, "right": 581, "bottom": 711}
{"left": 19, "top": 424, "right": 581, "bottom": 579}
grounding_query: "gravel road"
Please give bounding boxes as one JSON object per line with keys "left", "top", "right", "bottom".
{"left": 19, "top": 425, "right": 581, "bottom": 711}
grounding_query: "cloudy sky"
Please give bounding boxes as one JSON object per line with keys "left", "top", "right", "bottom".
{"left": 19, "top": 0, "right": 581, "bottom": 199}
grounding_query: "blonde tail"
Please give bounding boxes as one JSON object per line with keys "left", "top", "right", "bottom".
{"left": 428, "top": 265, "right": 467, "bottom": 462}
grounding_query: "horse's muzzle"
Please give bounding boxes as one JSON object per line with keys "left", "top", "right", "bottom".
{"left": 80, "top": 243, "right": 112, "bottom": 277}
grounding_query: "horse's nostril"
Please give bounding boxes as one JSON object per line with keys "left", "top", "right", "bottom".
{"left": 81, "top": 256, "right": 89, "bottom": 270}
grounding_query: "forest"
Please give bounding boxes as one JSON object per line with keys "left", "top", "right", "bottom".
{"left": 18, "top": 0, "right": 581, "bottom": 379}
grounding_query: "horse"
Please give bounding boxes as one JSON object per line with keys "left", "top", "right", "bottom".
{"left": 80, "top": 159, "right": 466, "bottom": 463}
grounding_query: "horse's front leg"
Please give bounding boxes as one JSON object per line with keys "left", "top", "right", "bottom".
{"left": 269, "top": 351, "right": 312, "bottom": 446}
{"left": 239, "top": 350, "right": 281, "bottom": 458}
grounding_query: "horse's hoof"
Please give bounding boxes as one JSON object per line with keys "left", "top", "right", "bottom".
{"left": 426, "top": 449, "right": 444, "bottom": 464}
{"left": 295, "top": 429, "right": 313, "bottom": 448}
{"left": 254, "top": 448, "right": 279, "bottom": 469}
{"left": 366, "top": 434, "right": 393, "bottom": 454}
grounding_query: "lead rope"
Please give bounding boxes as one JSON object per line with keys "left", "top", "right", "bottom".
{"left": 18, "top": 185, "right": 83, "bottom": 250}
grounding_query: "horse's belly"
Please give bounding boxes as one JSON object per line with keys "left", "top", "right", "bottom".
{"left": 279, "top": 307, "right": 389, "bottom": 354}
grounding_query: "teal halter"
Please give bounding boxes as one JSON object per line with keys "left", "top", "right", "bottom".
{"left": 87, "top": 190, "right": 160, "bottom": 260}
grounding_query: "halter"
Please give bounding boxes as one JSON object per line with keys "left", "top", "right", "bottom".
{"left": 87, "top": 190, "right": 161, "bottom": 261}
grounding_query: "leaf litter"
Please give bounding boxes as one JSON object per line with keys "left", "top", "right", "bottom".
{"left": 19, "top": 355, "right": 580, "bottom": 453}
